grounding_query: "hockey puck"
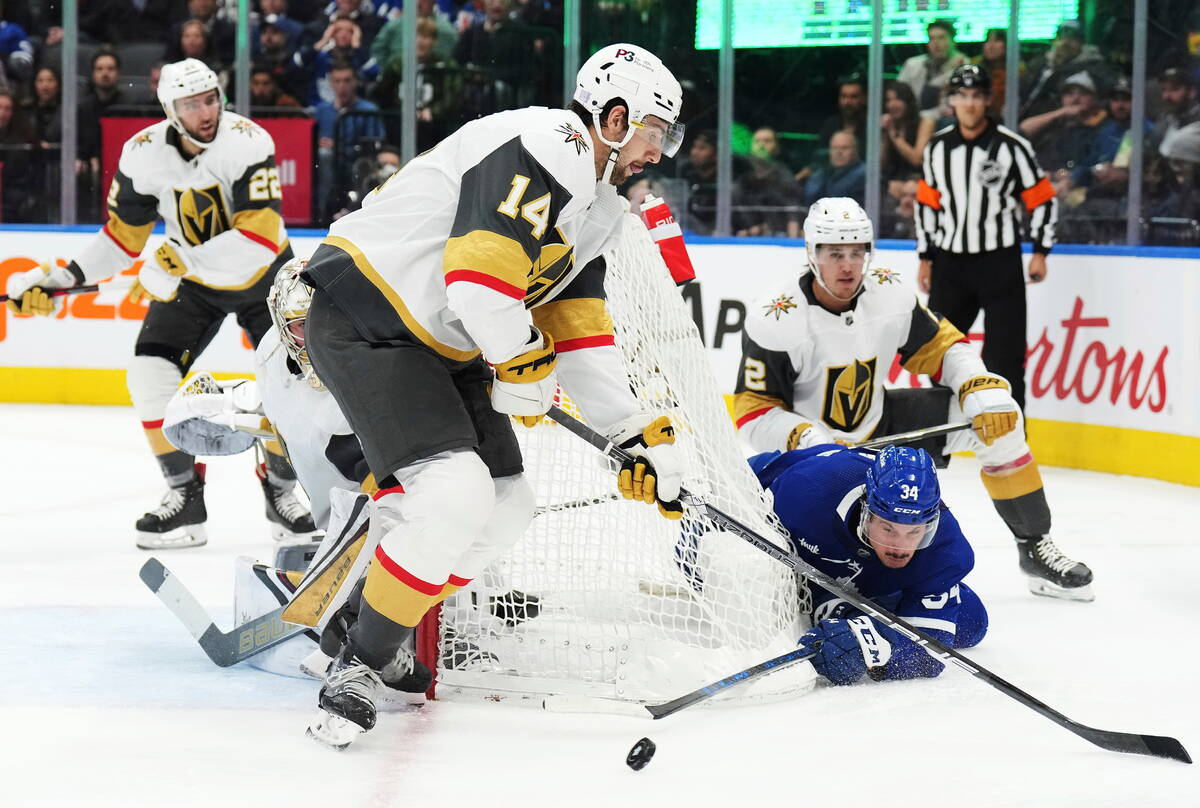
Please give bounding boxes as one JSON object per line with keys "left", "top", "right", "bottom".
{"left": 626, "top": 737, "right": 656, "bottom": 770}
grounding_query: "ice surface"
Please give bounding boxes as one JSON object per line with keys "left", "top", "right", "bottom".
{"left": 2, "top": 404, "right": 1196, "bottom": 806}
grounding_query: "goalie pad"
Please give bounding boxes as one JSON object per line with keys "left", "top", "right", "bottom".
{"left": 233, "top": 555, "right": 317, "bottom": 679}
{"left": 281, "top": 488, "right": 374, "bottom": 631}
{"left": 162, "top": 373, "right": 267, "bottom": 456}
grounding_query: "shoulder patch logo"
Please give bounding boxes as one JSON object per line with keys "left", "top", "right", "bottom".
{"left": 555, "top": 122, "right": 590, "bottom": 155}
{"left": 133, "top": 131, "right": 154, "bottom": 148}
{"left": 762, "top": 294, "right": 797, "bottom": 320}
{"left": 230, "top": 119, "right": 260, "bottom": 137}
{"left": 870, "top": 267, "right": 899, "bottom": 284}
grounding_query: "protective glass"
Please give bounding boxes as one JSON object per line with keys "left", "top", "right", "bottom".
{"left": 174, "top": 89, "right": 221, "bottom": 117}
{"left": 861, "top": 509, "right": 940, "bottom": 559}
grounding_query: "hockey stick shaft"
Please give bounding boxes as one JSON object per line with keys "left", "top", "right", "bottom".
{"left": 0, "top": 283, "right": 100, "bottom": 303}
{"left": 853, "top": 422, "right": 971, "bottom": 450}
{"left": 544, "top": 405, "right": 1191, "bottom": 764}
{"left": 139, "top": 558, "right": 309, "bottom": 667}
{"left": 543, "top": 644, "right": 820, "bottom": 719}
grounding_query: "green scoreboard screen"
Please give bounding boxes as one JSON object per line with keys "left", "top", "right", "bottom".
{"left": 695, "top": 0, "right": 1080, "bottom": 49}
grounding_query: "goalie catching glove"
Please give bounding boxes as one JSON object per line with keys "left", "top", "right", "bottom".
{"left": 162, "top": 372, "right": 272, "bottom": 456}
{"left": 128, "top": 239, "right": 191, "bottom": 304}
{"left": 5, "top": 261, "right": 82, "bottom": 316}
{"left": 608, "top": 413, "right": 684, "bottom": 520}
{"left": 958, "top": 375, "right": 1019, "bottom": 446}
{"left": 490, "top": 327, "right": 558, "bottom": 417}
{"left": 799, "top": 616, "right": 893, "bottom": 685}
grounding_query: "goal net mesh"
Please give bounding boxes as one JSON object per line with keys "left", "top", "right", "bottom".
{"left": 425, "top": 215, "right": 813, "bottom": 706}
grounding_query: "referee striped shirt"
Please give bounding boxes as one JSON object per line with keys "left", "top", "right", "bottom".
{"left": 915, "top": 118, "right": 1058, "bottom": 258}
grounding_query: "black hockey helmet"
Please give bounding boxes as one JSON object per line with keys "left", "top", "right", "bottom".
{"left": 948, "top": 64, "right": 992, "bottom": 94}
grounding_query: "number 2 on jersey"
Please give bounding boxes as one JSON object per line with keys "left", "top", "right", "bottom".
{"left": 497, "top": 174, "right": 551, "bottom": 239}
{"left": 248, "top": 167, "right": 282, "bottom": 201}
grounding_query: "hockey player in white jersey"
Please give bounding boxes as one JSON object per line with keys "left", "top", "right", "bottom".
{"left": 733, "top": 198, "right": 1093, "bottom": 602}
{"left": 4, "top": 59, "right": 315, "bottom": 550}
{"left": 296, "top": 44, "right": 687, "bottom": 747}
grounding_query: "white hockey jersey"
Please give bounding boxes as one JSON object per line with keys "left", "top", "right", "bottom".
{"left": 306, "top": 105, "right": 640, "bottom": 432}
{"left": 734, "top": 267, "right": 984, "bottom": 449}
{"left": 73, "top": 112, "right": 289, "bottom": 289}
{"left": 255, "top": 328, "right": 364, "bottom": 530}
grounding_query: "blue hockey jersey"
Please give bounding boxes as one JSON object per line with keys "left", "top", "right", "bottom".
{"left": 751, "top": 445, "right": 981, "bottom": 679}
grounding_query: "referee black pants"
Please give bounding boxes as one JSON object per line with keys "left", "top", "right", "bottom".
{"left": 927, "top": 245, "right": 1028, "bottom": 410}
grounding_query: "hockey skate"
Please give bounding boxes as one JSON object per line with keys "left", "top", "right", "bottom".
{"left": 257, "top": 464, "right": 318, "bottom": 543}
{"left": 135, "top": 465, "right": 207, "bottom": 550}
{"left": 307, "top": 645, "right": 384, "bottom": 750}
{"left": 1016, "top": 536, "right": 1095, "bottom": 602}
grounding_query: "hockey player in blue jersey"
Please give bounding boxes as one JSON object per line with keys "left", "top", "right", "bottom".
{"left": 750, "top": 444, "right": 988, "bottom": 685}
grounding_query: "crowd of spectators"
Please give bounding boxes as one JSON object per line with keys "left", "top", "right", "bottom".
{"left": 0, "top": 0, "right": 564, "bottom": 224}
{"left": 660, "top": 14, "right": 1200, "bottom": 245}
{"left": 1, "top": 2, "right": 1199, "bottom": 245}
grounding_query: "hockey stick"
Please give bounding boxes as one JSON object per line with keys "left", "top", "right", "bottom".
{"left": 535, "top": 492, "right": 620, "bottom": 515}
{"left": 0, "top": 283, "right": 100, "bottom": 303}
{"left": 543, "top": 643, "right": 821, "bottom": 719}
{"left": 139, "top": 557, "right": 309, "bottom": 667}
{"left": 544, "top": 405, "right": 1192, "bottom": 764}
{"left": 853, "top": 422, "right": 971, "bottom": 450}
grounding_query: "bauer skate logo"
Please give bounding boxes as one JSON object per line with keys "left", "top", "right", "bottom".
{"left": 174, "top": 184, "right": 231, "bottom": 247}
{"left": 822, "top": 358, "right": 876, "bottom": 433}
{"left": 762, "top": 294, "right": 797, "bottom": 320}
{"left": 555, "top": 122, "right": 590, "bottom": 155}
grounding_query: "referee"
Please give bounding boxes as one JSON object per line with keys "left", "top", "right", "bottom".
{"left": 915, "top": 64, "right": 1057, "bottom": 410}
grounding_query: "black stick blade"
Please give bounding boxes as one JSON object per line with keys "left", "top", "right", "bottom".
{"left": 1075, "top": 725, "right": 1191, "bottom": 764}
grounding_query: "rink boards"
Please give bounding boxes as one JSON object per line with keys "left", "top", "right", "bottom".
{"left": 0, "top": 227, "right": 1196, "bottom": 485}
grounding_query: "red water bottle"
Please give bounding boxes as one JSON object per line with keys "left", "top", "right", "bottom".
{"left": 639, "top": 194, "right": 695, "bottom": 285}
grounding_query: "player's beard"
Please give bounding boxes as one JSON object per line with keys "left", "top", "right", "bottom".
{"left": 607, "top": 149, "right": 636, "bottom": 186}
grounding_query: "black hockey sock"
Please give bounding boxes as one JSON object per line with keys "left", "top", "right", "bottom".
{"left": 992, "top": 487, "right": 1052, "bottom": 540}
{"left": 157, "top": 450, "right": 197, "bottom": 488}
{"left": 348, "top": 598, "right": 416, "bottom": 671}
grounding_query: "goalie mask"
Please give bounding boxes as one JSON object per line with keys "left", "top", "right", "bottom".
{"left": 157, "top": 58, "right": 224, "bottom": 150}
{"left": 803, "top": 198, "right": 874, "bottom": 302}
{"left": 268, "top": 258, "right": 325, "bottom": 391}
{"left": 574, "top": 44, "right": 685, "bottom": 183}
{"left": 855, "top": 446, "right": 942, "bottom": 566}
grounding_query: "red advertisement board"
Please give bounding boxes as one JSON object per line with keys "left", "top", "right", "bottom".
{"left": 100, "top": 116, "right": 315, "bottom": 226}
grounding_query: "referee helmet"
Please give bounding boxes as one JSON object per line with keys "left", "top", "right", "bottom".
{"left": 948, "top": 64, "right": 992, "bottom": 94}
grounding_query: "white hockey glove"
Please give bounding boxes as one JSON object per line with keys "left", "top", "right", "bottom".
{"left": 958, "top": 375, "right": 1019, "bottom": 446}
{"left": 786, "top": 420, "right": 836, "bottom": 451}
{"left": 129, "top": 238, "right": 190, "bottom": 304}
{"left": 162, "top": 373, "right": 269, "bottom": 456}
{"left": 608, "top": 413, "right": 684, "bottom": 520}
{"left": 5, "top": 261, "right": 79, "bottom": 316}
{"left": 489, "top": 327, "right": 558, "bottom": 417}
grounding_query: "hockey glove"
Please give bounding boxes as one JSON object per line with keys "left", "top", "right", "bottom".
{"left": 959, "top": 375, "right": 1019, "bottom": 446}
{"left": 489, "top": 328, "right": 558, "bottom": 417}
{"left": 129, "top": 257, "right": 184, "bottom": 305}
{"left": 608, "top": 414, "right": 684, "bottom": 520}
{"left": 5, "top": 261, "right": 80, "bottom": 316}
{"left": 154, "top": 238, "right": 191, "bottom": 277}
{"left": 799, "top": 616, "right": 893, "bottom": 685}
{"left": 786, "top": 420, "right": 835, "bottom": 451}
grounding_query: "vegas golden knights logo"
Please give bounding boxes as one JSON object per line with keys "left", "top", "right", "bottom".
{"left": 174, "top": 184, "right": 231, "bottom": 247}
{"left": 822, "top": 358, "right": 876, "bottom": 432}
{"left": 525, "top": 229, "right": 575, "bottom": 307}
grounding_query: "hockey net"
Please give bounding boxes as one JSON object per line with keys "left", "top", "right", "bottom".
{"left": 421, "top": 215, "right": 813, "bottom": 707}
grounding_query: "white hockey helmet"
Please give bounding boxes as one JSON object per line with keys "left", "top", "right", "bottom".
{"left": 803, "top": 197, "right": 874, "bottom": 300}
{"left": 267, "top": 258, "right": 325, "bottom": 391}
{"left": 157, "top": 58, "right": 224, "bottom": 149}
{"left": 574, "top": 44, "right": 685, "bottom": 175}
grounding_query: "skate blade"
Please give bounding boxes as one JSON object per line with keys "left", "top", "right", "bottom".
{"left": 136, "top": 524, "right": 208, "bottom": 550}
{"left": 271, "top": 525, "right": 321, "bottom": 545}
{"left": 306, "top": 709, "right": 363, "bottom": 750}
{"left": 1026, "top": 577, "right": 1095, "bottom": 602}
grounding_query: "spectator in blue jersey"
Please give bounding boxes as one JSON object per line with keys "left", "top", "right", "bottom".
{"left": 748, "top": 445, "right": 988, "bottom": 685}
{"left": 298, "top": 15, "right": 378, "bottom": 105}
{"left": 314, "top": 61, "right": 385, "bottom": 219}
{"left": 256, "top": 0, "right": 306, "bottom": 54}
{"left": 0, "top": 14, "right": 33, "bottom": 89}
